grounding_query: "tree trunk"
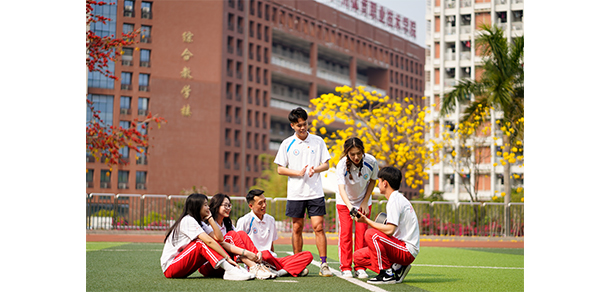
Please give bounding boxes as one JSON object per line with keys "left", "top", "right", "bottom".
{"left": 503, "top": 135, "right": 511, "bottom": 237}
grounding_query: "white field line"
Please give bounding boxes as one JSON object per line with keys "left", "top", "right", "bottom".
{"left": 413, "top": 264, "right": 523, "bottom": 270}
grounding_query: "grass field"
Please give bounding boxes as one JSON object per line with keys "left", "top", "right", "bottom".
{"left": 87, "top": 242, "right": 523, "bottom": 292}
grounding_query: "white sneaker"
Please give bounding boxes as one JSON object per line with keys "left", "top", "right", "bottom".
{"left": 356, "top": 269, "right": 368, "bottom": 279}
{"left": 319, "top": 262, "right": 333, "bottom": 277}
{"left": 297, "top": 268, "right": 309, "bottom": 277}
{"left": 223, "top": 266, "right": 254, "bottom": 281}
{"left": 341, "top": 270, "right": 353, "bottom": 278}
{"left": 249, "top": 264, "right": 276, "bottom": 280}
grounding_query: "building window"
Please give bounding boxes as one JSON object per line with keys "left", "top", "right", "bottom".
{"left": 86, "top": 169, "right": 94, "bottom": 188}
{"left": 120, "top": 96, "right": 131, "bottom": 115}
{"left": 88, "top": 61, "right": 115, "bottom": 89}
{"left": 140, "top": 49, "right": 151, "bottom": 67}
{"left": 87, "top": 94, "right": 113, "bottom": 126}
{"left": 100, "top": 169, "right": 111, "bottom": 189}
{"left": 123, "top": 23, "right": 134, "bottom": 35}
{"left": 136, "top": 171, "right": 147, "bottom": 190}
{"left": 121, "top": 48, "right": 133, "bottom": 66}
{"left": 136, "top": 146, "right": 148, "bottom": 165}
{"left": 223, "top": 175, "right": 231, "bottom": 193}
{"left": 141, "top": 25, "right": 152, "bottom": 43}
{"left": 138, "top": 97, "right": 149, "bottom": 116}
{"left": 139, "top": 73, "right": 150, "bottom": 91}
{"left": 141, "top": 1, "right": 152, "bottom": 19}
{"left": 121, "top": 72, "right": 132, "bottom": 90}
{"left": 124, "top": 0, "right": 134, "bottom": 17}
{"left": 118, "top": 170, "right": 129, "bottom": 189}
{"left": 224, "top": 152, "right": 231, "bottom": 169}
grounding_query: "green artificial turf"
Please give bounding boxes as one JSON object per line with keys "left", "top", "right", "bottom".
{"left": 87, "top": 243, "right": 523, "bottom": 292}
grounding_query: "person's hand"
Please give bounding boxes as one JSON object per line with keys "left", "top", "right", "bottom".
{"left": 355, "top": 210, "right": 367, "bottom": 223}
{"left": 298, "top": 165, "right": 308, "bottom": 177}
{"left": 308, "top": 165, "right": 315, "bottom": 177}
{"left": 245, "top": 250, "right": 262, "bottom": 263}
{"left": 359, "top": 203, "right": 370, "bottom": 218}
{"left": 226, "top": 257, "right": 239, "bottom": 266}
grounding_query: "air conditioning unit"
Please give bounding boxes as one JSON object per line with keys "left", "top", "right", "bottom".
{"left": 139, "top": 86, "right": 149, "bottom": 92}
{"left": 138, "top": 109, "right": 148, "bottom": 116}
{"left": 100, "top": 182, "right": 110, "bottom": 189}
{"left": 121, "top": 84, "right": 131, "bottom": 90}
{"left": 136, "top": 183, "right": 146, "bottom": 190}
{"left": 122, "top": 60, "right": 133, "bottom": 66}
{"left": 118, "top": 183, "right": 128, "bottom": 189}
{"left": 126, "top": 5, "right": 133, "bottom": 11}
{"left": 140, "top": 61, "right": 150, "bottom": 67}
{"left": 120, "top": 108, "right": 131, "bottom": 115}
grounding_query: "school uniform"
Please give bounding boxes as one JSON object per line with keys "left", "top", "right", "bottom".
{"left": 335, "top": 154, "right": 378, "bottom": 272}
{"left": 353, "top": 191, "right": 420, "bottom": 274}
{"left": 235, "top": 211, "right": 313, "bottom": 277}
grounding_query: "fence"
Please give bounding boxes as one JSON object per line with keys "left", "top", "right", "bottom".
{"left": 86, "top": 193, "right": 524, "bottom": 237}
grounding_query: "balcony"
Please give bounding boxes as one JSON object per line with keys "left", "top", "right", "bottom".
{"left": 445, "top": 52, "right": 456, "bottom": 61}
{"left": 120, "top": 108, "right": 131, "bottom": 115}
{"left": 460, "top": 51, "right": 471, "bottom": 60}
{"left": 271, "top": 54, "right": 312, "bottom": 75}
{"left": 141, "top": 36, "right": 152, "bottom": 43}
{"left": 460, "top": 26, "right": 471, "bottom": 34}
{"left": 512, "top": 22, "right": 523, "bottom": 31}
{"left": 100, "top": 182, "right": 110, "bottom": 189}
{"left": 118, "top": 183, "right": 128, "bottom": 189}
{"left": 445, "top": 26, "right": 456, "bottom": 36}
{"left": 121, "top": 84, "right": 132, "bottom": 90}
{"left": 138, "top": 109, "right": 149, "bottom": 116}
{"left": 460, "top": 0, "right": 472, "bottom": 7}
{"left": 140, "top": 61, "right": 150, "bottom": 68}
{"left": 139, "top": 85, "right": 149, "bottom": 92}
{"left": 444, "top": 78, "right": 456, "bottom": 88}
{"left": 136, "top": 183, "right": 147, "bottom": 190}
{"left": 316, "top": 68, "right": 350, "bottom": 86}
{"left": 136, "top": 157, "right": 148, "bottom": 165}
{"left": 122, "top": 60, "right": 133, "bottom": 66}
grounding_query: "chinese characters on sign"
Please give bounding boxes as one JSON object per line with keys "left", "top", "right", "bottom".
{"left": 180, "top": 31, "right": 194, "bottom": 117}
{"left": 330, "top": 0, "right": 416, "bottom": 39}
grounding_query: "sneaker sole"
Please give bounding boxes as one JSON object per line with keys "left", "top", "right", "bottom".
{"left": 367, "top": 280, "right": 396, "bottom": 284}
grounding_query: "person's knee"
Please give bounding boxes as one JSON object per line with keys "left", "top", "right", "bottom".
{"left": 312, "top": 221, "right": 325, "bottom": 233}
{"left": 292, "top": 220, "right": 304, "bottom": 233}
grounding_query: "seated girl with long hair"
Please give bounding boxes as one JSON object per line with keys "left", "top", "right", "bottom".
{"left": 160, "top": 193, "right": 254, "bottom": 280}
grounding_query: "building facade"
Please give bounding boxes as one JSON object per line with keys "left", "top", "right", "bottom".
{"left": 87, "top": 0, "right": 425, "bottom": 197}
{"left": 424, "top": 0, "right": 524, "bottom": 201}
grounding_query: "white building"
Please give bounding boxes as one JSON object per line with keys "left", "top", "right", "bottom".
{"left": 424, "top": 0, "right": 524, "bottom": 202}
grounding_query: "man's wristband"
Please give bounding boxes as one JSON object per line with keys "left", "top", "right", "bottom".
{"left": 241, "top": 249, "right": 246, "bottom": 256}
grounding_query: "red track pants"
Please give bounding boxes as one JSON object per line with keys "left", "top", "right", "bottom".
{"left": 164, "top": 239, "right": 226, "bottom": 278}
{"left": 224, "top": 230, "right": 313, "bottom": 277}
{"left": 353, "top": 228, "right": 415, "bottom": 274}
{"left": 337, "top": 204, "right": 371, "bottom": 272}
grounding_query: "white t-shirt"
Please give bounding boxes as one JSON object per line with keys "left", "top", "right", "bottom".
{"left": 385, "top": 191, "right": 420, "bottom": 258}
{"left": 235, "top": 211, "right": 278, "bottom": 254}
{"left": 160, "top": 215, "right": 213, "bottom": 272}
{"left": 335, "top": 153, "right": 378, "bottom": 207}
{"left": 274, "top": 132, "right": 331, "bottom": 200}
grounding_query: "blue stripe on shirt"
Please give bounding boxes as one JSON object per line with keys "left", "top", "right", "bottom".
{"left": 286, "top": 139, "right": 296, "bottom": 153}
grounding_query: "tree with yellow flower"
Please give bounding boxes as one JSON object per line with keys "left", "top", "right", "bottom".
{"left": 309, "top": 85, "right": 440, "bottom": 196}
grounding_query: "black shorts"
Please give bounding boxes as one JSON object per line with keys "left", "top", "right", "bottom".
{"left": 285, "top": 197, "right": 327, "bottom": 218}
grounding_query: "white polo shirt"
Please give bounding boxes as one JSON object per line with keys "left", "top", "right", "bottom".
{"left": 274, "top": 132, "right": 331, "bottom": 200}
{"left": 235, "top": 211, "right": 278, "bottom": 253}
{"left": 335, "top": 153, "right": 378, "bottom": 207}
{"left": 160, "top": 215, "right": 213, "bottom": 272}
{"left": 385, "top": 191, "right": 420, "bottom": 258}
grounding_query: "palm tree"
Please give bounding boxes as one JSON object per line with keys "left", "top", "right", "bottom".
{"left": 440, "top": 23, "right": 524, "bottom": 236}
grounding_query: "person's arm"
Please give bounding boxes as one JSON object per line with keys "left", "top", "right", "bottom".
{"left": 205, "top": 216, "right": 224, "bottom": 241}
{"left": 197, "top": 232, "right": 238, "bottom": 266}
{"left": 337, "top": 184, "right": 354, "bottom": 211}
{"left": 355, "top": 210, "right": 397, "bottom": 237}
{"left": 308, "top": 160, "right": 329, "bottom": 177}
{"left": 219, "top": 241, "right": 261, "bottom": 263}
{"left": 277, "top": 165, "right": 308, "bottom": 177}
{"left": 358, "top": 179, "right": 376, "bottom": 217}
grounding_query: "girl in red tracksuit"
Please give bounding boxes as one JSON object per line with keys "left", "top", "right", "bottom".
{"left": 335, "top": 137, "right": 379, "bottom": 278}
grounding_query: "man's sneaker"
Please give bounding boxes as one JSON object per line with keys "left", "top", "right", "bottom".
{"left": 249, "top": 264, "right": 276, "bottom": 280}
{"left": 341, "top": 270, "right": 353, "bottom": 278}
{"left": 223, "top": 265, "right": 255, "bottom": 281}
{"left": 367, "top": 269, "right": 396, "bottom": 284}
{"left": 392, "top": 263, "right": 411, "bottom": 284}
{"left": 319, "top": 262, "right": 333, "bottom": 277}
{"left": 297, "top": 268, "right": 309, "bottom": 277}
{"left": 356, "top": 269, "right": 368, "bottom": 279}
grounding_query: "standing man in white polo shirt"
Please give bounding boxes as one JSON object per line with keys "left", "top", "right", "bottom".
{"left": 274, "top": 107, "right": 333, "bottom": 277}
{"left": 235, "top": 189, "right": 313, "bottom": 277}
{"left": 353, "top": 166, "right": 420, "bottom": 285}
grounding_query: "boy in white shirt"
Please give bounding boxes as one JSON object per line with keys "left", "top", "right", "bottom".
{"left": 353, "top": 166, "right": 420, "bottom": 284}
{"left": 274, "top": 107, "right": 333, "bottom": 277}
{"left": 235, "top": 189, "right": 313, "bottom": 277}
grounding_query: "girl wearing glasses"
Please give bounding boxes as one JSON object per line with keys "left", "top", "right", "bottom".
{"left": 206, "top": 193, "right": 277, "bottom": 280}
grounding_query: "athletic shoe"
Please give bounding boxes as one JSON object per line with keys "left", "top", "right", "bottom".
{"left": 356, "top": 269, "right": 368, "bottom": 279}
{"left": 319, "top": 262, "right": 333, "bottom": 277}
{"left": 392, "top": 263, "right": 411, "bottom": 284}
{"left": 366, "top": 269, "right": 396, "bottom": 284}
{"left": 223, "top": 266, "right": 255, "bottom": 281}
{"left": 249, "top": 264, "right": 276, "bottom": 280}
{"left": 297, "top": 268, "right": 309, "bottom": 277}
{"left": 341, "top": 270, "right": 353, "bottom": 278}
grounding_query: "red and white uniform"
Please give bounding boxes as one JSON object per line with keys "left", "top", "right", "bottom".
{"left": 160, "top": 215, "right": 225, "bottom": 278}
{"left": 235, "top": 211, "right": 313, "bottom": 277}
{"left": 335, "top": 153, "right": 378, "bottom": 272}
{"left": 354, "top": 191, "right": 420, "bottom": 273}
{"left": 274, "top": 132, "right": 331, "bottom": 200}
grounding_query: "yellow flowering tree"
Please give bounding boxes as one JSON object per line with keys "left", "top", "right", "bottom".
{"left": 309, "top": 85, "right": 440, "bottom": 195}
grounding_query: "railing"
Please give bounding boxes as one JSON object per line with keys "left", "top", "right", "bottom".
{"left": 86, "top": 194, "right": 524, "bottom": 237}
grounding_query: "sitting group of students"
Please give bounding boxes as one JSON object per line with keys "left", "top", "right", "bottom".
{"left": 160, "top": 107, "right": 420, "bottom": 284}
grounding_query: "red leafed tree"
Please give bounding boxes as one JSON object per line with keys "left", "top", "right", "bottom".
{"left": 87, "top": 0, "right": 165, "bottom": 167}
